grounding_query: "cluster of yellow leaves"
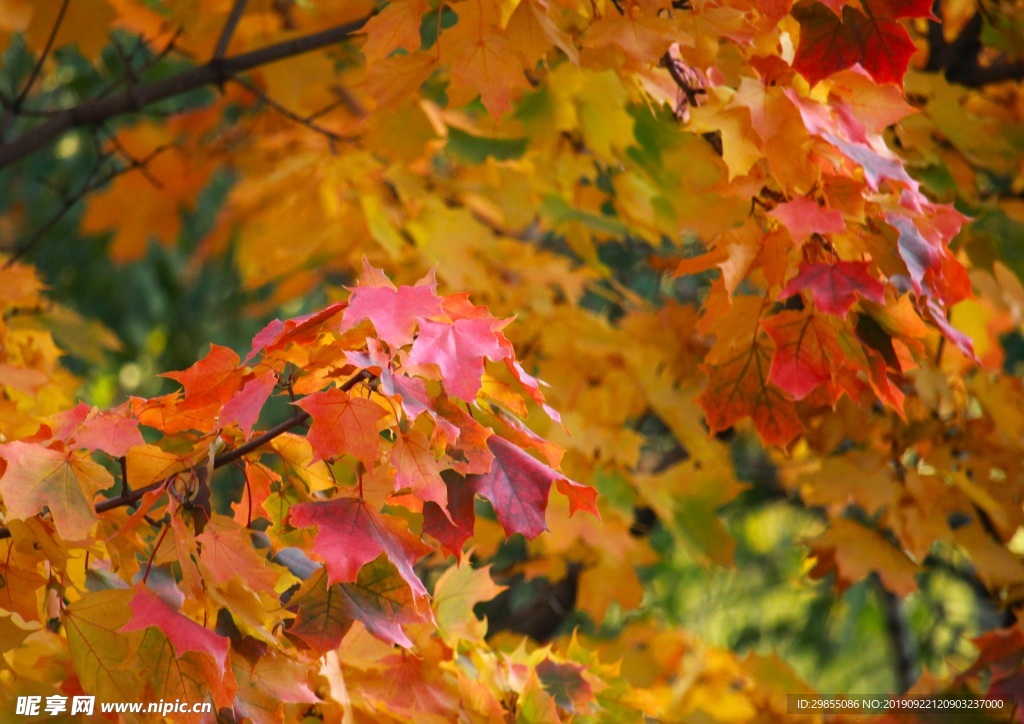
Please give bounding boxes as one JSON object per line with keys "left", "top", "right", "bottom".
{"left": 0, "top": 261, "right": 80, "bottom": 439}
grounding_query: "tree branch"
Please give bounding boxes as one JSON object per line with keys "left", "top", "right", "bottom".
{"left": 214, "top": 0, "right": 249, "bottom": 61}
{"left": 0, "top": 0, "right": 70, "bottom": 139}
{"left": 0, "top": 370, "right": 372, "bottom": 540}
{"left": 0, "top": 16, "right": 370, "bottom": 170}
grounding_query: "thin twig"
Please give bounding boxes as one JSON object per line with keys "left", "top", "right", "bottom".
{"left": 214, "top": 0, "right": 249, "bottom": 61}
{"left": 232, "top": 76, "right": 356, "bottom": 146}
{"left": 102, "top": 128, "right": 165, "bottom": 190}
{"left": 94, "top": 29, "right": 184, "bottom": 103}
{"left": 0, "top": 0, "right": 70, "bottom": 139}
{"left": 0, "top": 16, "right": 371, "bottom": 169}
{"left": 2, "top": 141, "right": 173, "bottom": 265}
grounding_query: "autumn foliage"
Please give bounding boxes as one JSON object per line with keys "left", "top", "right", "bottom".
{"left": 1, "top": 0, "right": 1024, "bottom": 720}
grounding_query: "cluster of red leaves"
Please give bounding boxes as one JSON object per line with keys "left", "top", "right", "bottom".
{"left": 0, "top": 263, "right": 598, "bottom": 718}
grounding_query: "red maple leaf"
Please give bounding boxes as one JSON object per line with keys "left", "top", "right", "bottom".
{"left": 162, "top": 344, "right": 242, "bottom": 409}
{"left": 422, "top": 473, "right": 477, "bottom": 560}
{"left": 781, "top": 261, "right": 885, "bottom": 317}
{"left": 246, "top": 302, "right": 346, "bottom": 361}
{"left": 762, "top": 309, "right": 843, "bottom": 400}
{"left": 769, "top": 196, "right": 845, "bottom": 246}
{"left": 120, "top": 587, "right": 229, "bottom": 670}
{"left": 407, "top": 317, "right": 511, "bottom": 402}
{"left": 69, "top": 408, "right": 145, "bottom": 457}
{"left": 468, "top": 435, "right": 563, "bottom": 539}
{"left": 341, "top": 280, "right": 443, "bottom": 348}
{"left": 295, "top": 388, "right": 386, "bottom": 466}
{"left": 700, "top": 334, "right": 803, "bottom": 446}
{"left": 221, "top": 371, "right": 277, "bottom": 436}
{"left": 792, "top": 1, "right": 917, "bottom": 86}
{"left": 289, "top": 497, "right": 432, "bottom": 596}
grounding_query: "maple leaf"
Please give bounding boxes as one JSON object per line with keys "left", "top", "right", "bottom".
{"left": 0, "top": 442, "right": 111, "bottom": 541}
{"left": 232, "top": 650, "right": 320, "bottom": 722}
{"left": 792, "top": 1, "right": 917, "bottom": 86}
{"left": 121, "top": 587, "right": 230, "bottom": 670}
{"left": 0, "top": 538, "right": 46, "bottom": 622}
{"left": 762, "top": 309, "right": 844, "bottom": 400}
{"left": 537, "top": 658, "right": 595, "bottom": 713}
{"left": 824, "top": 133, "right": 914, "bottom": 190}
{"left": 392, "top": 430, "right": 448, "bottom": 511}
{"left": 67, "top": 407, "right": 145, "bottom": 457}
{"left": 506, "top": 0, "right": 579, "bottom": 67}
{"left": 221, "top": 371, "right": 277, "bottom": 436}
{"left": 422, "top": 472, "right": 477, "bottom": 560}
{"left": 781, "top": 261, "right": 885, "bottom": 317}
{"left": 162, "top": 344, "right": 242, "bottom": 409}
{"left": 341, "top": 271, "right": 443, "bottom": 348}
{"left": 334, "top": 556, "right": 431, "bottom": 647}
{"left": 468, "top": 435, "right": 566, "bottom": 539}
{"left": 886, "top": 212, "right": 943, "bottom": 294}
{"left": 961, "top": 624, "right": 1024, "bottom": 714}
{"left": 124, "top": 443, "right": 191, "bottom": 487}
{"left": 195, "top": 515, "right": 283, "bottom": 594}
{"left": 769, "top": 197, "right": 845, "bottom": 246}
{"left": 449, "top": 30, "right": 530, "bottom": 117}
{"left": 64, "top": 589, "right": 143, "bottom": 701}
{"left": 807, "top": 518, "right": 918, "bottom": 595}
{"left": 287, "top": 569, "right": 352, "bottom": 652}
{"left": 295, "top": 388, "right": 387, "bottom": 466}
{"left": 359, "top": 0, "right": 429, "bottom": 64}
{"left": 290, "top": 559, "right": 429, "bottom": 650}
{"left": 432, "top": 562, "right": 506, "bottom": 645}
{"left": 246, "top": 302, "right": 347, "bottom": 361}
{"left": 555, "top": 477, "right": 601, "bottom": 518}
{"left": 701, "top": 334, "right": 803, "bottom": 446}
{"left": 289, "top": 496, "right": 432, "bottom": 595}
{"left": 407, "top": 317, "right": 511, "bottom": 402}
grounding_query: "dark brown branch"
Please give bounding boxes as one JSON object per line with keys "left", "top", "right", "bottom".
{"left": 0, "top": 370, "right": 372, "bottom": 540}
{"left": 214, "top": 409, "right": 310, "bottom": 470}
{"left": 0, "top": 16, "right": 370, "bottom": 169}
{"left": 214, "top": 0, "right": 249, "bottom": 61}
{"left": 0, "top": 0, "right": 70, "bottom": 139}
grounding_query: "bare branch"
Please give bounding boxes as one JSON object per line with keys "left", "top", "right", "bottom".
{"left": 214, "top": 0, "right": 249, "bottom": 60}
{"left": 0, "top": 16, "right": 370, "bottom": 170}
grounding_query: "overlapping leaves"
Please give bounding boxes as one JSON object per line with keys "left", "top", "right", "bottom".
{"left": 0, "top": 265, "right": 599, "bottom": 717}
